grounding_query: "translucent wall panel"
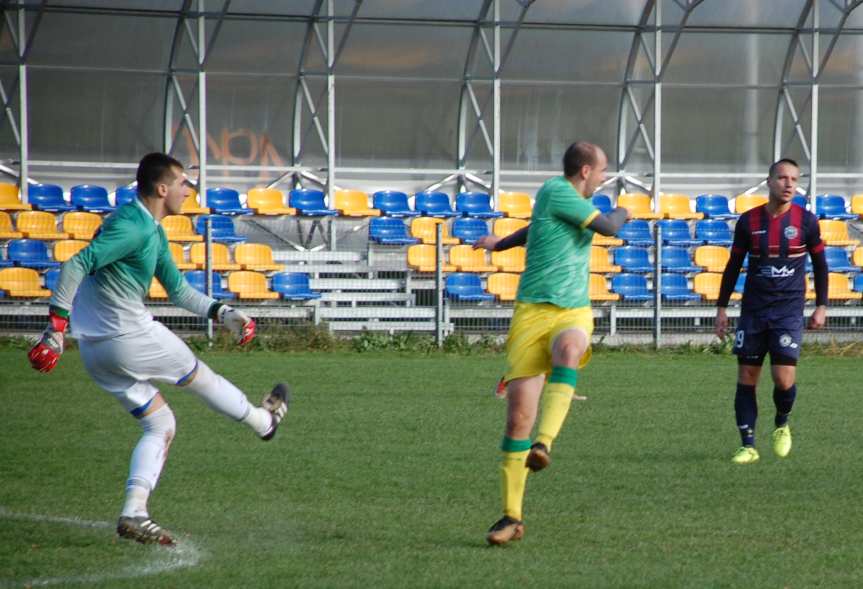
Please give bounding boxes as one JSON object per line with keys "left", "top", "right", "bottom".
{"left": 225, "top": 1, "right": 321, "bottom": 15}
{"left": 663, "top": 34, "right": 789, "bottom": 86}
{"left": 45, "top": 1, "right": 181, "bottom": 9}
{"left": 354, "top": 0, "right": 484, "bottom": 20}
{"left": 818, "top": 89, "right": 863, "bottom": 172}
{"left": 501, "top": 0, "right": 645, "bottom": 25}
{"left": 682, "top": 0, "right": 806, "bottom": 28}
{"left": 0, "top": 67, "right": 18, "bottom": 157}
{"left": 819, "top": 35, "right": 863, "bottom": 86}
{"left": 206, "top": 20, "right": 307, "bottom": 74}
{"left": 506, "top": 30, "right": 632, "bottom": 83}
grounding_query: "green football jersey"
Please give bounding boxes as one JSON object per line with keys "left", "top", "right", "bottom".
{"left": 516, "top": 176, "right": 599, "bottom": 308}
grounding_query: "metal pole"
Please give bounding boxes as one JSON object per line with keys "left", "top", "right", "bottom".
{"left": 206, "top": 217, "right": 214, "bottom": 341}
{"left": 197, "top": 0, "right": 207, "bottom": 199}
{"left": 810, "top": 0, "right": 819, "bottom": 199}
{"left": 18, "top": 7, "right": 28, "bottom": 201}
{"left": 653, "top": 0, "right": 662, "bottom": 349}
{"left": 326, "top": 0, "right": 335, "bottom": 216}
{"left": 491, "top": 0, "right": 500, "bottom": 204}
{"left": 435, "top": 222, "right": 443, "bottom": 348}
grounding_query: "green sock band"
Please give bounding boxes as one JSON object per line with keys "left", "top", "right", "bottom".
{"left": 549, "top": 366, "right": 578, "bottom": 387}
{"left": 500, "top": 436, "right": 531, "bottom": 452}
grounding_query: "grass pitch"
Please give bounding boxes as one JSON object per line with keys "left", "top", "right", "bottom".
{"left": 2, "top": 346, "right": 863, "bottom": 588}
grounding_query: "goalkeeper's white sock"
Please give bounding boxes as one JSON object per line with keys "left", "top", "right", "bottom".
{"left": 185, "top": 360, "right": 271, "bottom": 436}
{"left": 122, "top": 404, "right": 176, "bottom": 518}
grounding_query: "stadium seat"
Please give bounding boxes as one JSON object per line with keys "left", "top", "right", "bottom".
{"left": 190, "top": 242, "right": 241, "bottom": 271}
{"left": 411, "top": 217, "right": 459, "bottom": 245}
{"left": 234, "top": 243, "right": 285, "bottom": 272}
{"left": 0, "top": 267, "right": 51, "bottom": 297}
{"left": 449, "top": 244, "right": 497, "bottom": 272}
{"left": 792, "top": 195, "right": 809, "bottom": 209}
{"left": 695, "top": 245, "right": 730, "bottom": 273}
{"left": 53, "top": 239, "right": 88, "bottom": 262}
{"left": 334, "top": 189, "right": 380, "bottom": 217}
{"left": 613, "top": 246, "right": 653, "bottom": 273}
{"left": 368, "top": 217, "right": 419, "bottom": 245}
{"left": 618, "top": 220, "right": 654, "bottom": 246}
{"left": 181, "top": 189, "right": 210, "bottom": 214}
{"left": 493, "top": 217, "right": 528, "bottom": 237}
{"left": 8, "top": 239, "right": 60, "bottom": 268}
{"left": 206, "top": 188, "right": 253, "bottom": 215}
{"left": 272, "top": 272, "right": 322, "bottom": 301}
{"left": 407, "top": 244, "right": 456, "bottom": 272}
{"left": 824, "top": 247, "right": 858, "bottom": 272}
{"left": 734, "top": 194, "right": 768, "bottom": 214}
{"left": 695, "top": 219, "right": 733, "bottom": 246}
{"left": 589, "top": 273, "right": 619, "bottom": 301}
{"left": 497, "top": 192, "right": 532, "bottom": 219}
{"left": 491, "top": 246, "right": 526, "bottom": 273}
{"left": 589, "top": 246, "right": 620, "bottom": 273}
{"left": 289, "top": 189, "right": 337, "bottom": 216}
{"left": 163, "top": 215, "right": 203, "bottom": 242}
{"left": 0, "top": 182, "right": 30, "bottom": 211}
{"left": 815, "top": 194, "right": 856, "bottom": 220}
{"left": 451, "top": 217, "right": 489, "bottom": 244}
{"left": 169, "top": 242, "right": 195, "bottom": 270}
{"left": 851, "top": 194, "right": 863, "bottom": 219}
{"left": 828, "top": 272, "right": 862, "bottom": 300}
{"left": 819, "top": 219, "right": 859, "bottom": 247}
{"left": 17, "top": 211, "right": 69, "bottom": 240}
{"left": 455, "top": 192, "right": 503, "bottom": 218}
{"left": 661, "top": 246, "right": 700, "bottom": 273}
{"left": 415, "top": 191, "right": 457, "bottom": 217}
{"left": 591, "top": 194, "right": 612, "bottom": 214}
{"left": 660, "top": 273, "right": 701, "bottom": 301}
{"left": 247, "top": 188, "right": 296, "bottom": 216}
{"left": 70, "top": 185, "right": 113, "bottom": 213}
{"left": 618, "top": 193, "right": 661, "bottom": 220}
{"left": 853, "top": 247, "right": 863, "bottom": 269}
{"left": 0, "top": 211, "right": 22, "bottom": 239}
{"left": 694, "top": 272, "right": 741, "bottom": 301}
{"left": 695, "top": 194, "right": 736, "bottom": 220}
{"left": 735, "top": 273, "right": 746, "bottom": 294}
{"left": 657, "top": 219, "right": 700, "bottom": 246}
{"left": 593, "top": 232, "right": 623, "bottom": 247}
{"left": 659, "top": 194, "right": 703, "bottom": 220}
{"left": 185, "top": 270, "right": 235, "bottom": 300}
{"left": 44, "top": 268, "right": 60, "bottom": 292}
{"left": 62, "top": 211, "right": 102, "bottom": 240}
{"left": 28, "top": 184, "right": 74, "bottom": 212}
{"left": 195, "top": 215, "right": 246, "bottom": 243}
{"left": 805, "top": 276, "right": 816, "bottom": 300}
{"left": 854, "top": 273, "right": 863, "bottom": 293}
{"left": 372, "top": 190, "right": 418, "bottom": 218}
{"left": 611, "top": 273, "right": 652, "bottom": 301}
{"left": 227, "top": 270, "right": 279, "bottom": 300}
{"left": 114, "top": 185, "right": 138, "bottom": 207}
{"left": 148, "top": 278, "right": 168, "bottom": 300}
{"left": 487, "top": 272, "right": 519, "bottom": 301}
{"left": 445, "top": 273, "right": 494, "bottom": 301}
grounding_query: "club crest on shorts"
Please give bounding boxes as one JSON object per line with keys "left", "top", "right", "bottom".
{"left": 784, "top": 226, "right": 798, "bottom": 240}
{"left": 779, "top": 333, "right": 793, "bottom": 348}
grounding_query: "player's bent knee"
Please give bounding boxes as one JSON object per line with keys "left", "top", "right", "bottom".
{"left": 140, "top": 404, "right": 176, "bottom": 442}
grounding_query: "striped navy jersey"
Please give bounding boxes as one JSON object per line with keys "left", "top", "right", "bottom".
{"left": 732, "top": 203, "right": 825, "bottom": 312}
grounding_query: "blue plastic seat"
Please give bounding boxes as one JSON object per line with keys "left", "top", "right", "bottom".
{"left": 661, "top": 273, "right": 701, "bottom": 301}
{"left": 8, "top": 239, "right": 60, "bottom": 268}
{"left": 695, "top": 219, "right": 733, "bottom": 246}
{"left": 206, "top": 188, "right": 253, "bottom": 216}
{"left": 661, "top": 246, "right": 700, "bottom": 273}
{"left": 445, "top": 273, "right": 494, "bottom": 302}
{"left": 657, "top": 219, "right": 700, "bottom": 246}
{"left": 695, "top": 194, "right": 737, "bottom": 220}
{"left": 792, "top": 195, "right": 809, "bottom": 210}
{"left": 71, "top": 185, "right": 114, "bottom": 213}
{"left": 618, "top": 220, "right": 654, "bottom": 246}
{"left": 854, "top": 273, "right": 863, "bottom": 292}
{"left": 455, "top": 192, "right": 503, "bottom": 218}
{"left": 815, "top": 195, "right": 855, "bottom": 220}
{"left": 44, "top": 269, "right": 61, "bottom": 292}
{"left": 272, "top": 272, "right": 322, "bottom": 300}
{"left": 451, "top": 217, "right": 489, "bottom": 244}
{"left": 591, "top": 194, "right": 612, "bottom": 214}
{"left": 184, "top": 270, "right": 235, "bottom": 300}
{"left": 289, "top": 189, "right": 338, "bottom": 216}
{"left": 613, "top": 246, "right": 653, "bottom": 273}
{"left": 28, "top": 184, "right": 74, "bottom": 212}
{"left": 372, "top": 191, "right": 419, "bottom": 218}
{"left": 611, "top": 273, "right": 652, "bottom": 301}
{"left": 735, "top": 273, "right": 746, "bottom": 293}
{"left": 194, "top": 215, "right": 247, "bottom": 243}
{"left": 825, "top": 247, "right": 858, "bottom": 272}
{"left": 115, "top": 185, "right": 138, "bottom": 207}
{"left": 415, "top": 191, "right": 457, "bottom": 218}
{"left": 368, "top": 217, "right": 419, "bottom": 245}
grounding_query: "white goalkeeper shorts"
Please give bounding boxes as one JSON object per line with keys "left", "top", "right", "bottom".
{"left": 78, "top": 321, "right": 198, "bottom": 416}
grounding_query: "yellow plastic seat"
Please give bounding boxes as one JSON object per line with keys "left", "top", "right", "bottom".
{"left": 660, "top": 194, "right": 703, "bottom": 220}
{"left": 693, "top": 272, "right": 741, "bottom": 301}
{"left": 169, "top": 242, "right": 195, "bottom": 270}
{"left": 618, "top": 193, "right": 661, "bottom": 220}
{"left": 148, "top": 278, "right": 168, "bottom": 299}
{"left": 590, "top": 246, "right": 621, "bottom": 273}
{"left": 162, "top": 215, "right": 203, "bottom": 242}
{"left": 407, "top": 244, "right": 456, "bottom": 272}
{"left": 62, "top": 211, "right": 102, "bottom": 240}
{"left": 850, "top": 194, "right": 863, "bottom": 219}
{"left": 181, "top": 189, "right": 210, "bottom": 215}
{"left": 17, "top": 211, "right": 69, "bottom": 240}
{"left": 497, "top": 192, "right": 532, "bottom": 219}
{"left": 247, "top": 188, "right": 296, "bottom": 216}
{"left": 0, "top": 211, "right": 22, "bottom": 239}
{"left": 592, "top": 232, "right": 623, "bottom": 246}
{"left": 333, "top": 190, "right": 380, "bottom": 217}
{"left": 53, "top": 239, "right": 88, "bottom": 262}
{"left": 0, "top": 183, "right": 30, "bottom": 210}
{"left": 589, "top": 273, "right": 620, "bottom": 301}
{"left": 493, "top": 217, "right": 529, "bottom": 237}
{"left": 411, "top": 217, "right": 459, "bottom": 245}
{"left": 853, "top": 247, "right": 863, "bottom": 268}
{"left": 828, "top": 272, "right": 862, "bottom": 300}
{"left": 695, "top": 245, "right": 730, "bottom": 273}
{"left": 819, "top": 219, "right": 859, "bottom": 247}
{"left": 491, "top": 246, "right": 525, "bottom": 273}
{"left": 227, "top": 270, "right": 279, "bottom": 300}
{"left": 234, "top": 243, "right": 285, "bottom": 272}
{"left": 189, "top": 242, "right": 241, "bottom": 271}
{"left": 487, "top": 272, "right": 519, "bottom": 301}
{"left": 734, "top": 194, "right": 768, "bottom": 214}
{"left": 0, "top": 267, "right": 51, "bottom": 297}
{"left": 449, "top": 245, "right": 498, "bottom": 272}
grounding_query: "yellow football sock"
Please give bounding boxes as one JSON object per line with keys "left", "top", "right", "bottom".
{"left": 535, "top": 366, "right": 578, "bottom": 451}
{"left": 500, "top": 437, "right": 531, "bottom": 521}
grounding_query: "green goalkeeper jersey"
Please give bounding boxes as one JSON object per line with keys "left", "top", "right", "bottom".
{"left": 516, "top": 176, "right": 599, "bottom": 309}
{"left": 50, "top": 199, "right": 215, "bottom": 339}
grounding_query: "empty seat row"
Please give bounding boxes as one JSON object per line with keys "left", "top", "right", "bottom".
{"left": 0, "top": 210, "right": 102, "bottom": 240}
{"left": 149, "top": 271, "right": 321, "bottom": 302}
{"left": 407, "top": 244, "right": 524, "bottom": 273}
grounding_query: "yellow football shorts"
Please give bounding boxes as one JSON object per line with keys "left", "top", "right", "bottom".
{"left": 503, "top": 301, "right": 594, "bottom": 382}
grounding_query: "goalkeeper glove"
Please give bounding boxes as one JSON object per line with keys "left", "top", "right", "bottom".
{"left": 28, "top": 310, "right": 68, "bottom": 373}
{"left": 216, "top": 304, "right": 256, "bottom": 345}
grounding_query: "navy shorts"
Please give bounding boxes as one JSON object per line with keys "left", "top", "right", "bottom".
{"left": 733, "top": 311, "right": 803, "bottom": 365}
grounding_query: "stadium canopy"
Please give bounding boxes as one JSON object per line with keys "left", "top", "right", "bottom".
{"left": 3, "top": 0, "right": 863, "bottom": 198}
